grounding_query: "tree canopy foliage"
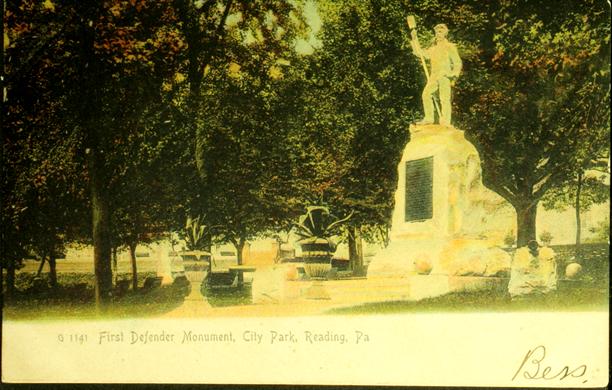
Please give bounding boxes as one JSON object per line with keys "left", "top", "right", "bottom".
{"left": 455, "top": 0, "right": 610, "bottom": 246}
{"left": 2, "top": 0, "right": 609, "bottom": 299}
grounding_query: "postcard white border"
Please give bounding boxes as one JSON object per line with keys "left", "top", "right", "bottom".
{"left": 2, "top": 311, "right": 608, "bottom": 386}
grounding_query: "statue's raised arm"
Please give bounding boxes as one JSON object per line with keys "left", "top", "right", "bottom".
{"left": 409, "top": 28, "right": 428, "bottom": 59}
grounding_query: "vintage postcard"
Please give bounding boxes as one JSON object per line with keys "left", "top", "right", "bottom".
{"left": 2, "top": 0, "right": 609, "bottom": 386}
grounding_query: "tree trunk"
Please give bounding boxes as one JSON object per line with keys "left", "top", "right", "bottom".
{"left": 515, "top": 202, "right": 538, "bottom": 247}
{"left": 355, "top": 228, "right": 364, "bottom": 275}
{"left": 112, "top": 246, "right": 118, "bottom": 283}
{"left": 77, "top": 4, "right": 113, "bottom": 308}
{"left": 36, "top": 257, "right": 46, "bottom": 277}
{"left": 234, "top": 239, "right": 245, "bottom": 266}
{"left": 91, "top": 167, "right": 113, "bottom": 306}
{"left": 348, "top": 226, "right": 364, "bottom": 275}
{"left": 48, "top": 255, "right": 57, "bottom": 288}
{"left": 348, "top": 230, "right": 357, "bottom": 264}
{"left": 234, "top": 238, "right": 245, "bottom": 284}
{"left": 575, "top": 171, "right": 583, "bottom": 258}
{"left": 180, "top": 0, "right": 233, "bottom": 179}
{"left": 275, "top": 239, "right": 282, "bottom": 263}
{"left": 129, "top": 243, "right": 138, "bottom": 291}
{"left": 6, "top": 260, "right": 16, "bottom": 297}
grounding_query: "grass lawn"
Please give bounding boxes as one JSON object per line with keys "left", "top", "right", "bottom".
{"left": 328, "top": 283, "right": 608, "bottom": 315}
{"left": 3, "top": 244, "right": 608, "bottom": 319}
{"left": 2, "top": 272, "right": 187, "bottom": 321}
{"left": 330, "top": 243, "right": 609, "bottom": 315}
{"left": 3, "top": 287, "right": 187, "bottom": 321}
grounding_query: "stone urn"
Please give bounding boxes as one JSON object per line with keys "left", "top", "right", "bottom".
{"left": 179, "top": 250, "right": 211, "bottom": 301}
{"left": 299, "top": 237, "right": 334, "bottom": 279}
{"left": 293, "top": 205, "right": 351, "bottom": 280}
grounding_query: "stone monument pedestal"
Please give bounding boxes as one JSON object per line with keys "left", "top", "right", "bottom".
{"left": 368, "top": 124, "right": 513, "bottom": 279}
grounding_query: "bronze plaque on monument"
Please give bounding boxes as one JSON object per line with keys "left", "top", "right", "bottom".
{"left": 405, "top": 156, "right": 433, "bottom": 221}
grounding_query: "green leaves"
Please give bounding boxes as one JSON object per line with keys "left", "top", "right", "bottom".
{"left": 4, "top": 0, "right": 608, "bottom": 273}
{"left": 183, "top": 215, "right": 212, "bottom": 250}
{"left": 292, "top": 0, "right": 418, "bottom": 234}
{"left": 456, "top": 0, "right": 609, "bottom": 243}
{"left": 293, "top": 205, "right": 352, "bottom": 241}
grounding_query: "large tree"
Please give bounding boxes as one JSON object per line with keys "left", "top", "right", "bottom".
{"left": 170, "top": 0, "right": 306, "bottom": 176}
{"left": 292, "top": 0, "right": 424, "bottom": 269}
{"left": 456, "top": 0, "right": 610, "bottom": 246}
{"left": 3, "top": 1, "right": 90, "bottom": 293}
{"left": 4, "top": 0, "right": 183, "bottom": 305}
{"left": 4, "top": 1, "right": 306, "bottom": 302}
{"left": 196, "top": 49, "right": 303, "bottom": 263}
{"left": 171, "top": 1, "right": 310, "bottom": 259}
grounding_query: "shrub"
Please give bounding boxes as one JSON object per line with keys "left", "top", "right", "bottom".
{"left": 587, "top": 219, "right": 609, "bottom": 243}
{"left": 539, "top": 231, "right": 553, "bottom": 246}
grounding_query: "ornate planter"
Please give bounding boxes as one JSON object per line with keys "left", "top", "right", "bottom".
{"left": 300, "top": 237, "right": 333, "bottom": 279}
{"left": 179, "top": 250, "right": 211, "bottom": 301}
{"left": 293, "top": 205, "right": 350, "bottom": 283}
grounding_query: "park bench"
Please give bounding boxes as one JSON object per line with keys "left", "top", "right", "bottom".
{"left": 228, "top": 265, "right": 256, "bottom": 287}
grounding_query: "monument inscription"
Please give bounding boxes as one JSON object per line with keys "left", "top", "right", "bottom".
{"left": 405, "top": 156, "right": 433, "bottom": 222}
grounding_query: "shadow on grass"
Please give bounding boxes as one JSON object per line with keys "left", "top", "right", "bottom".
{"left": 3, "top": 273, "right": 187, "bottom": 321}
{"left": 3, "top": 287, "right": 187, "bottom": 321}
{"left": 328, "top": 283, "right": 608, "bottom": 315}
{"left": 201, "top": 284, "right": 253, "bottom": 308}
